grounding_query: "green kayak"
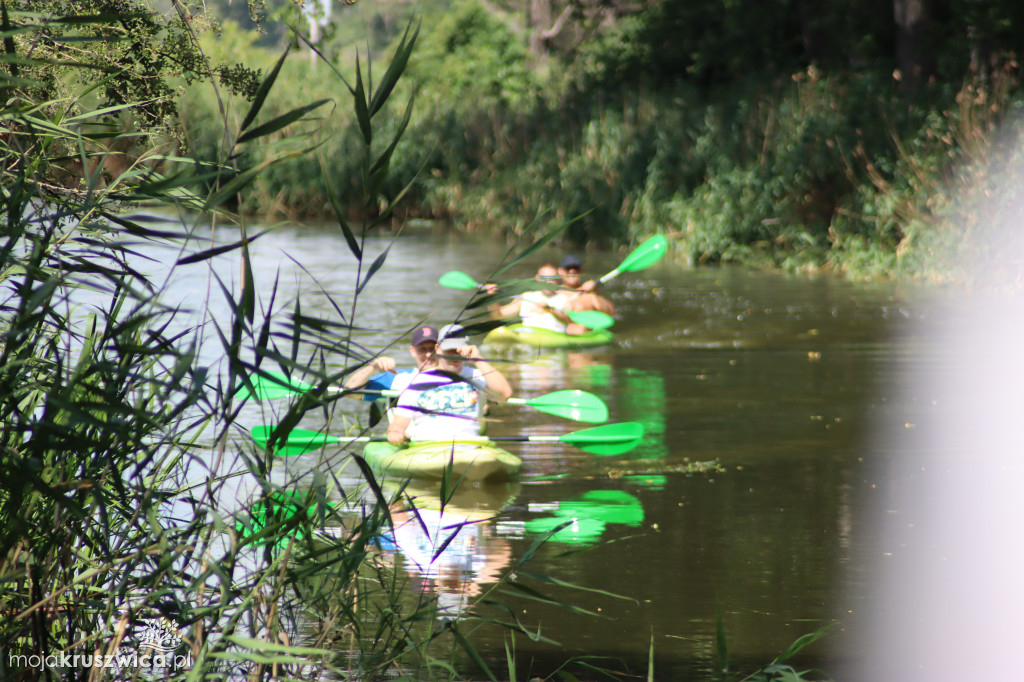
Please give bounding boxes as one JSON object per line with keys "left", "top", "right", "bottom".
{"left": 484, "top": 323, "right": 614, "bottom": 349}
{"left": 362, "top": 440, "right": 523, "bottom": 483}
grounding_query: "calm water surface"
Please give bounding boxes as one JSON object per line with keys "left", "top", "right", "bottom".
{"left": 149, "top": 218, "right": 934, "bottom": 678}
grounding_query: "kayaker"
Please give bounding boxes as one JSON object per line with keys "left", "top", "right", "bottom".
{"left": 487, "top": 263, "right": 593, "bottom": 335}
{"left": 558, "top": 255, "right": 616, "bottom": 316}
{"left": 342, "top": 324, "right": 440, "bottom": 398}
{"left": 386, "top": 324, "right": 512, "bottom": 446}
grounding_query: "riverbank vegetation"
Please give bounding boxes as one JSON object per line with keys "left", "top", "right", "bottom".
{"left": 185, "top": 0, "right": 1024, "bottom": 281}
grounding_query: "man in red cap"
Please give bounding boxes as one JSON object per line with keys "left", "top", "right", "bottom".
{"left": 386, "top": 324, "right": 512, "bottom": 445}
{"left": 342, "top": 324, "right": 441, "bottom": 396}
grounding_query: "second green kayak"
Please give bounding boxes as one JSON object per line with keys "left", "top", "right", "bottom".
{"left": 362, "top": 440, "right": 523, "bottom": 482}
{"left": 484, "top": 323, "right": 614, "bottom": 349}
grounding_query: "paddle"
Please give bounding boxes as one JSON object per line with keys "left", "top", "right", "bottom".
{"left": 438, "top": 271, "right": 615, "bottom": 331}
{"left": 251, "top": 421, "right": 644, "bottom": 457}
{"left": 243, "top": 370, "right": 609, "bottom": 423}
{"left": 596, "top": 233, "right": 669, "bottom": 284}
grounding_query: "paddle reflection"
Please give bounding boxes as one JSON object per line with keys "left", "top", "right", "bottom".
{"left": 381, "top": 481, "right": 518, "bottom": 620}
{"left": 501, "top": 489, "right": 644, "bottom": 546}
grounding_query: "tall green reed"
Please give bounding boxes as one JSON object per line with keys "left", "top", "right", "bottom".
{"left": 0, "top": 5, "right": 624, "bottom": 680}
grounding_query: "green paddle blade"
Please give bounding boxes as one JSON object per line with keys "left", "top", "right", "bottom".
{"left": 617, "top": 234, "right": 668, "bottom": 273}
{"left": 247, "top": 370, "right": 317, "bottom": 401}
{"left": 559, "top": 422, "right": 644, "bottom": 456}
{"left": 522, "top": 390, "right": 609, "bottom": 423}
{"left": 565, "top": 309, "right": 615, "bottom": 331}
{"left": 251, "top": 425, "right": 341, "bottom": 456}
{"left": 438, "top": 270, "right": 482, "bottom": 290}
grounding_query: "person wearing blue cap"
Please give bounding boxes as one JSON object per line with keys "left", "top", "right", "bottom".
{"left": 558, "top": 255, "right": 615, "bottom": 315}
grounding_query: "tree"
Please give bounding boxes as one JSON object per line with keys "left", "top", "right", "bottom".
{"left": 894, "top": 0, "right": 935, "bottom": 92}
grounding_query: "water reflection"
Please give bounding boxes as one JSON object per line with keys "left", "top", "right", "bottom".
{"left": 379, "top": 481, "right": 518, "bottom": 619}
{"left": 519, "top": 489, "right": 645, "bottom": 546}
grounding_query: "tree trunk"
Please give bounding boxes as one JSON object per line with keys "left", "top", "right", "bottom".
{"left": 529, "top": 0, "right": 553, "bottom": 57}
{"left": 797, "top": 0, "right": 827, "bottom": 63}
{"left": 893, "top": 0, "right": 934, "bottom": 93}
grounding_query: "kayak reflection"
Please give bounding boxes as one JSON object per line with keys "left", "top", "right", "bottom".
{"left": 380, "top": 481, "right": 519, "bottom": 620}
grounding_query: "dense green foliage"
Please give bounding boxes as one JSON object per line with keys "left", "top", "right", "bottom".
{"left": 182, "top": 0, "right": 1024, "bottom": 280}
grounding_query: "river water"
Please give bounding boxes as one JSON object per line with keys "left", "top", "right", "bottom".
{"left": 148, "top": 217, "right": 938, "bottom": 678}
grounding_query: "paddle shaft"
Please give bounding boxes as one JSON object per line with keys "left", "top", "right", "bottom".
{"left": 248, "top": 371, "right": 608, "bottom": 422}
{"left": 320, "top": 385, "right": 550, "bottom": 409}
{"left": 438, "top": 272, "right": 612, "bottom": 329}
{"left": 252, "top": 421, "right": 642, "bottom": 453}
{"left": 507, "top": 294, "right": 612, "bottom": 329}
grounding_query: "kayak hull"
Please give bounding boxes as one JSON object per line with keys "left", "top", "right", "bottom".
{"left": 362, "top": 440, "right": 522, "bottom": 482}
{"left": 484, "top": 324, "right": 614, "bottom": 349}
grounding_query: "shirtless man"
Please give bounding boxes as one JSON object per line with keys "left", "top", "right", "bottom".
{"left": 488, "top": 263, "right": 593, "bottom": 335}
{"left": 557, "top": 255, "right": 615, "bottom": 316}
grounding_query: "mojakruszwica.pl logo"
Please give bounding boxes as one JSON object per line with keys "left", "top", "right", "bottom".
{"left": 10, "top": 615, "right": 193, "bottom": 673}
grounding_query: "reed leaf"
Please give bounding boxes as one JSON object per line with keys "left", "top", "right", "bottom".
{"left": 320, "top": 155, "right": 362, "bottom": 260}
{"left": 514, "top": 570, "right": 631, "bottom": 601}
{"left": 236, "top": 98, "right": 331, "bottom": 144}
{"left": 357, "top": 245, "right": 390, "bottom": 294}
{"left": 771, "top": 623, "right": 834, "bottom": 666}
{"left": 176, "top": 229, "right": 270, "bottom": 265}
{"left": 240, "top": 43, "right": 290, "bottom": 133}
{"left": 353, "top": 53, "right": 372, "bottom": 147}
{"left": 202, "top": 151, "right": 305, "bottom": 210}
{"left": 716, "top": 603, "right": 730, "bottom": 678}
{"left": 449, "top": 622, "right": 499, "bottom": 682}
{"left": 368, "top": 20, "right": 420, "bottom": 117}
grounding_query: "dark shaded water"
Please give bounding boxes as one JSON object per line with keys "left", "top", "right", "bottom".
{"left": 150, "top": 219, "right": 931, "bottom": 678}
